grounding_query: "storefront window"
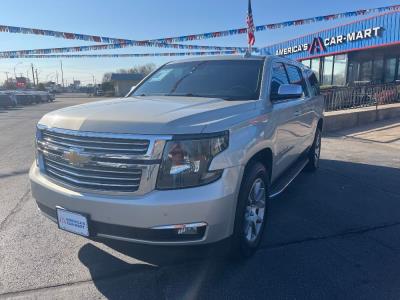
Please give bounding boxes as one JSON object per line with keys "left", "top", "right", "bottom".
{"left": 359, "top": 60, "right": 373, "bottom": 82}
{"left": 347, "top": 61, "right": 360, "bottom": 85}
{"left": 384, "top": 57, "right": 397, "bottom": 83}
{"left": 322, "top": 56, "right": 334, "bottom": 86}
{"left": 311, "top": 58, "right": 321, "bottom": 81}
{"left": 372, "top": 57, "right": 384, "bottom": 83}
{"left": 302, "top": 60, "right": 311, "bottom": 68}
{"left": 332, "top": 55, "right": 347, "bottom": 86}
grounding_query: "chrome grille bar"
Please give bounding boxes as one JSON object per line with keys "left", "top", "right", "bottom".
{"left": 36, "top": 126, "right": 171, "bottom": 194}
{"left": 45, "top": 162, "right": 141, "bottom": 182}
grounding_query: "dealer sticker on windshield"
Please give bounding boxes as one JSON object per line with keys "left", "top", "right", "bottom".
{"left": 57, "top": 208, "right": 89, "bottom": 237}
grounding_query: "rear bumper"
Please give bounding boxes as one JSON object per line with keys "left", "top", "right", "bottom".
{"left": 30, "top": 163, "right": 243, "bottom": 245}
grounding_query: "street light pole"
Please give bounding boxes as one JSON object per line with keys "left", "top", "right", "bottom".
{"left": 13, "top": 62, "right": 22, "bottom": 79}
{"left": 60, "top": 60, "right": 65, "bottom": 88}
{"left": 31, "top": 64, "right": 36, "bottom": 87}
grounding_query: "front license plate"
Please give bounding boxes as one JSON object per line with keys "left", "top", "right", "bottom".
{"left": 57, "top": 208, "right": 89, "bottom": 237}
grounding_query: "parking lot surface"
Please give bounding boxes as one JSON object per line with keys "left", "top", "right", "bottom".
{"left": 0, "top": 97, "right": 399, "bottom": 299}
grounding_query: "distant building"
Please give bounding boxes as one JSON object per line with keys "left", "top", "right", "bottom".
{"left": 111, "top": 73, "right": 144, "bottom": 97}
{"left": 15, "top": 77, "right": 29, "bottom": 89}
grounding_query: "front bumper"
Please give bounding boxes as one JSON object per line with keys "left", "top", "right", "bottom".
{"left": 29, "top": 164, "right": 243, "bottom": 245}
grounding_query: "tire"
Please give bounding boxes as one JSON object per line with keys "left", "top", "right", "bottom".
{"left": 230, "top": 162, "right": 269, "bottom": 259}
{"left": 305, "top": 127, "right": 322, "bottom": 172}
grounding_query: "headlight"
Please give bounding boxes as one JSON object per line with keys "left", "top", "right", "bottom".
{"left": 156, "top": 131, "right": 229, "bottom": 189}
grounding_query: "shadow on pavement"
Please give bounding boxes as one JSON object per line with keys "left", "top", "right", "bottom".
{"left": 78, "top": 159, "right": 400, "bottom": 299}
{"left": 0, "top": 168, "right": 30, "bottom": 179}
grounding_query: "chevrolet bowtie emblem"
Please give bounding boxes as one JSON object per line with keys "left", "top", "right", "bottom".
{"left": 63, "top": 148, "right": 91, "bottom": 167}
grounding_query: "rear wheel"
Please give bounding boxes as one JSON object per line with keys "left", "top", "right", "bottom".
{"left": 230, "top": 162, "right": 269, "bottom": 259}
{"left": 305, "top": 127, "right": 321, "bottom": 172}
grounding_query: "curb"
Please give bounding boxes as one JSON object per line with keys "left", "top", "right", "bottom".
{"left": 323, "top": 103, "right": 400, "bottom": 133}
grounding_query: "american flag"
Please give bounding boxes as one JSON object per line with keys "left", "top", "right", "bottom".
{"left": 247, "top": 0, "right": 256, "bottom": 46}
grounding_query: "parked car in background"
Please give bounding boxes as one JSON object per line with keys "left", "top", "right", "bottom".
{"left": 0, "top": 91, "right": 17, "bottom": 108}
{"left": 49, "top": 92, "right": 56, "bottom": 101}
{"left": 37, "top": 91, "right": 53, "bottom": 103}
{"left": 11, "top": 91, "right": 34, "bottom": 105}
{"left": 30, "top": 55, "right": 324, "bottom": 259}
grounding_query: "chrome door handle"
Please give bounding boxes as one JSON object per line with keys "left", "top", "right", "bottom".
{"left": 294, "top": 111, "right": 302, "bottom": 116}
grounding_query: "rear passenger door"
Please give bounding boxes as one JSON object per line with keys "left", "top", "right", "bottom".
{"left": 284, "top": 64, "right": 314, "bottom": 154}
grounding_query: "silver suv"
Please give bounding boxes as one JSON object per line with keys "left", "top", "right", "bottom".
{"left": 30, "top": 55, "right": 324, "bottom": 258}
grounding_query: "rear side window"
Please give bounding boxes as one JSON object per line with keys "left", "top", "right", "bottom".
{"left": 270, "top": 62, "right": 289, "bottom": 100}
{"left": 306, "top": 70, "right": 321, "bottom": 96}
{"left": 285, "top": 64, "right": 309, "bottom": 97}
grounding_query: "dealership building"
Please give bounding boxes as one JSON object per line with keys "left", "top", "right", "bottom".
{"left": 260, "top": 11, "right": 400, "bottom": 86}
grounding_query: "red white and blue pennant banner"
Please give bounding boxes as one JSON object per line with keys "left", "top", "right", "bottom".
{"left": 0, "top": 42, "right": 247, "bottom": 57}
{"left": 0, "top": 4, "right": 398, "bottom": 46}
{"left": 0, "top": 51, "right": 238, "bottom": 59}
{"left": 0, "top": 4, "right": 399, "bottom": 58}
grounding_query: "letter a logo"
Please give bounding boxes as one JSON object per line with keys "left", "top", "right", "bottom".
{"left": 309, "top": 37, "right": 326, "bottom": 54}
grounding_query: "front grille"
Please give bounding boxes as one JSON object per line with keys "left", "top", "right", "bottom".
{"left": 37, "top": 128, "right": 151, "bottom": 192}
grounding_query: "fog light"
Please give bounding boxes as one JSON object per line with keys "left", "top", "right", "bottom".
{"left": 153, "top": 222, "right": 207, "bottom": 235}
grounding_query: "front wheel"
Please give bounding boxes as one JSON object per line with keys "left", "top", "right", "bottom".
{"left": 230, "top": 162, "right": 269, "bottom": 259}
{"left": 305, "top": 127, "right": 322, "bottom": 172}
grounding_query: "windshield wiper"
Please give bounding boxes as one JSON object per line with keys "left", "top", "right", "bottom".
{"left": 164, "top": 93, "right": 209, "bottom": 98}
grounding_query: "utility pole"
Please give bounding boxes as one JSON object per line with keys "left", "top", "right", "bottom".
{"left": 31, "top": 64, "right": 35, "bottom": 86}
{"left": 56, "top": 71, "right": 59, "bottom": 84}
{"left": 35, "top": 69, "right": 39, "bottom": 86}
{"left": 60, "top": 60, "right": 65, "bottom": 88}
{"left": 4, "top": 72, "right": 9, "bottom": 81}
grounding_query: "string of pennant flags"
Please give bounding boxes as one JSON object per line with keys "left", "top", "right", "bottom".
{"left": 0, "top": 4, "right": 399, "bottom": 58}
{"left": 0, "top": 42, "right": 247, "bottom": 58}
{"left": 0, "top": 51, "right": 238, "bottom": 59}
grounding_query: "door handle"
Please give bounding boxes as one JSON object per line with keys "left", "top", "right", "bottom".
{"left": 294, "top": 110, "right": 302, "bottom": 116}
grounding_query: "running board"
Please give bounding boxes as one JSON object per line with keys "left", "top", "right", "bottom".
{"left": 269, "top": 157, "right": 309, "bottom": 198}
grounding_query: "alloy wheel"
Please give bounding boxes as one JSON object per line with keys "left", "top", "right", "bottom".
{"left": 243, "top": 178, "right": 266, "bottom": 243}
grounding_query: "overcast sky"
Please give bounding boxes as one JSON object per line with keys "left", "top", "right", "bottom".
{"left": 0, "top": 0, "right": 398, "bottom": 84}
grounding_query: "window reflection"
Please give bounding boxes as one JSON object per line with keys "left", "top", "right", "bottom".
{"left": 323, "top": 56, "right": 334, "bottom": 85}
{"left": 384, "top": 57, "right": 397, "bottom": 83}
{"left": 332, "top": 55, "right": 347, "bottom": 86}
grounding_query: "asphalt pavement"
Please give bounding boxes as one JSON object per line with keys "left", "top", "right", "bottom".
{"left": 0, "top": 97, "right": 399, "bottom": 299}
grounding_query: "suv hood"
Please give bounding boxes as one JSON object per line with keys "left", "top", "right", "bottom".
{"left": 39, "top": 96, "right": 258, "bottom": 135}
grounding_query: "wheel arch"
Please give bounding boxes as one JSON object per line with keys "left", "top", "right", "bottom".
{"left": 317, "top": 118, "right": 323, "bottom": 131}
{"left": 243, "top": 148, "right": 273, "bottom": 184}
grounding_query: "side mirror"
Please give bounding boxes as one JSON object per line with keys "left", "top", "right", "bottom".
{"left": 274, "top": 84, "right": 303, "bottom": 101}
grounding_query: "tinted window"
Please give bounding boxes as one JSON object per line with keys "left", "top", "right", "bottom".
{"left": 132, "top": 60, "right": 264, "bottom": 100}
{"left": 270, "top": 62, "right": 289, "bottom": 100}
{"left": 305, "top": 70, "right": 320, "bottom": 96}
{"left": 285, "top": 64, "right": 309, "bottom": 97}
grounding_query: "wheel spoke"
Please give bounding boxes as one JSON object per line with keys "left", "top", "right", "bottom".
{"left": 243, "top": 177, "right": 267, "bottom": 243}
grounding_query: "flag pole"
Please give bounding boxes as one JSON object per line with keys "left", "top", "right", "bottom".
{"left": 246, "top": 0, "right": 255, "bottom": 56}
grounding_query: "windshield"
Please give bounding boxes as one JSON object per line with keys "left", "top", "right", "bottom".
{"left": 131, "top": 59, "right": 264, "bottom": 100}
